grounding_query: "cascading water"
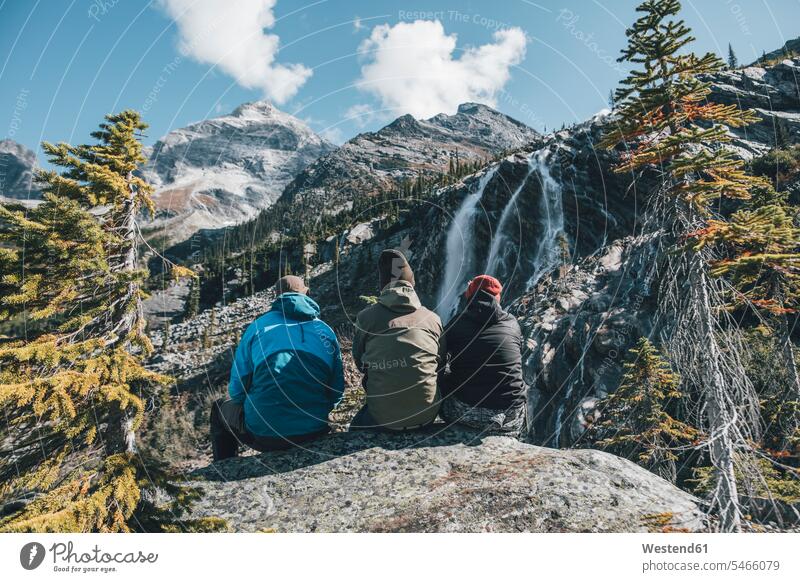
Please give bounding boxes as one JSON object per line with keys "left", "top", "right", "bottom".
{"left": 484, "top": 152, "right": 537, "bottom": 278}
{"left": 526, "top": 149, "right": 566, "bottom": 290}
{"left": 437, "top": 165, "right": 499, "bottom": 322}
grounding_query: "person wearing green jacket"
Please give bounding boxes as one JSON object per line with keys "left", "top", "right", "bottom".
{"left": 350, "top": 249, "right": 445, "bottom": 431}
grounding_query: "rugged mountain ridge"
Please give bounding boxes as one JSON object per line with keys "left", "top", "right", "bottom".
{"left": 0, "top": 139, "right": 39, "bottom": 201}
{"left": 276, "top": 102, "right": 539, "bottom": 216}
{"left": 141, "top": 101, "right": 335, "bottom": 243}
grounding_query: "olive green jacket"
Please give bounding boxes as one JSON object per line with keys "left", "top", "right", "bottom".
{"left": 353, "top": 281, "right": 445, "bottom": 430}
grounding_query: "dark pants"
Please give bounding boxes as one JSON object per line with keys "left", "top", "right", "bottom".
{"left": 210, "top": 398, "right": 329, "bottom": 461}
{"left": 348, "top": 405, "right": 378, "bottom": 431}
{"left": 348, "top": 405, "right": 435, "bottom": 432}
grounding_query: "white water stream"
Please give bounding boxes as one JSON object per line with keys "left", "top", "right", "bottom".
{"left": 436, "top": 165, "right": 499, "bottom": 322}
{"left": 438, "top": 149, "right": 566, "bottom": 322}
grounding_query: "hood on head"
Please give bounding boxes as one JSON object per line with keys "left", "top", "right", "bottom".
{"left": 378, "top": 281, "right": 421, "bottom": 313}
{"left": 271, "top": 292, "right": 320, "bottom": 321}
{"left": 464, "top": 289, "right": 504, "bottom": 323}
{"left": 378, "top": 249, "right": 415, "bottom": 289}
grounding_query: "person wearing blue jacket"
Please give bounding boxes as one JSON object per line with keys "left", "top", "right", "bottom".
{"left": 210, "top": 275, "right": 344, "bottom": 460}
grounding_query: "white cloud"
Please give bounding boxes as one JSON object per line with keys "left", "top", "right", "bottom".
{"left": 319, "top": 126, "right": 345, "bottom": 145}
{"left": 344, "top": 103, "right": 379, "bottom": 127}
{"left": 158, "top": 0, "right": 311, "bottom": 104}
{"left": 356, "top": 20, "right": 527, "bottom": 119}
{"left": 353, "top": 16, "right": 363, "bottom": 32}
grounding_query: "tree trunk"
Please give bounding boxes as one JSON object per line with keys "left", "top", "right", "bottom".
{"left": 776, "top": 312, "right": 800, "bottom": 441}
{"left": 688, "top": 254, "right": 742, "bottom": 532}
{"left": 106, "top": 176, "right": 141, "bottom": 455}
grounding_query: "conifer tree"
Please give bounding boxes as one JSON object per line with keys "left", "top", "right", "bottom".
{"left": 705, "top": 186, "right": 800, "bottom": 442}
{"left": 0, "top": 111, "right": 204, "bottom": 532}
{"left": 186, "top": 275, "right": 201, "bottom": 319}
{"left": 600, "top": 0, "right": 766, "bottom": 531}
{"left": 775, "top": 119, "right": 791, "bottom": 149}
{"left": 590, "top": 338, "right": 699, "bottom": 482}
{"left": 727, "top": 43, "right": 738, "bottom": 69}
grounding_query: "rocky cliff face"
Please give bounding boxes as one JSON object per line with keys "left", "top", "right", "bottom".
{"left": 276, "top": 103, "right": 538, "bottom": 216}
{"left": 513, "top": 56, "right": 800, "bottom": 448}
{"left": 188, "top": 429, "right": 706, "bottom": 533}
{"left": 141, "top": 101, "right": 335, "bottom": 243}
{"left": 0, "top": 139, "right": 39, "bottom": 201}
{"left": 706, "top": 57, "right": 800, "bottom": 147}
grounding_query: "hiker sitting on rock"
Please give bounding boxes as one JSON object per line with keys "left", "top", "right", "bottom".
{"left": 210, "top": 275, "right": 344, "bottom": 460}
{"left": 440, "top": 275, "right": 528, "bottom": 438}
{"left": 350, "top": 249, "right": 445, "bottom": 431}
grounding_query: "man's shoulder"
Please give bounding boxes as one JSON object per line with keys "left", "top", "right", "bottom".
{"left": 355, "top": 303, "right": 386, "bottom": 326}
{"left": 310, "top": 316, "right": 337, "bottom": 337}
{"left": 405, "top": 304, "right": 443, "bottom": 334}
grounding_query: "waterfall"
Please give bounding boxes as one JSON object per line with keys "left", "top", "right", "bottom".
{"left": 437, "top": 149, "right": 566, "bottom": 322}
{"left": 484, "top": 150, "right": 541, "bottom": 277}
{"left": 483, "top": 149, "right": 566, "bottom": 288}
{"left": 526, "top": 149, "right": 566, "bottom": 289}
{"left": 484, "top": 151, "right": 537, "bottom": 278}
{"left": 437, "top": 165, "right": 498, "bottom": 322}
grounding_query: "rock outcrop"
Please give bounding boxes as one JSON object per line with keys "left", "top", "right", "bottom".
{"left": 706, "top": 57, "right": 800, "bottom": 147}
{"left": 141, "top": 101, "right": 335, "bottom": 243}
{"left": 0, "top": 139, "right": 39, "bottom": 201}
{"left": 187, "top": 429, "right": 706, "bottom": 532}
{"left": 512, "top": 235, "right": 661, "bottom": 447}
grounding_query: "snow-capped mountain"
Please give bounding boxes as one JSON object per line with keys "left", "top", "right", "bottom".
{"left": 0, "top": 139, "right": 39, "bottom": 201}
{"left": 141, "top": 101, "right": 335, "bottom": 243}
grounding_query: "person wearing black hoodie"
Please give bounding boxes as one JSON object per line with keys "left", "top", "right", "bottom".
{"left": 440, "top": 275, "right": 527, "bottom": 437}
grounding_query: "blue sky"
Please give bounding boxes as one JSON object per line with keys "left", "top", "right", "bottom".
{"left": 1, "top": 0, "right": 798, "bottom": 163}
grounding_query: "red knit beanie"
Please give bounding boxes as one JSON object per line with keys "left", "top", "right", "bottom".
{"left": 466, "top": 275, "right": 502, "bottom": 301}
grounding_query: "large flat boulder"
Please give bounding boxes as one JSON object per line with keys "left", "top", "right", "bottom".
{"left": 187, "top": 428, "right": 706, "bottom": 532}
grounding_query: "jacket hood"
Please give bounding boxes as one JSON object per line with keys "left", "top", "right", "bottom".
{"left": 464, "top": 289, "right": 505, "bottom": 323}
{"left": 378, "top": 281, "right": 422, "bottom": 313}
{"left": 271, "top": 292, "right": 320, "bottom": 321}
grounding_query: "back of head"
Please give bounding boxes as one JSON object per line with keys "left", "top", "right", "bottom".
{"left": 465, "top": 275, "right": 502, "bottom": 302}
{"left": 378, "top": 249, "right": 415, "bottom": 289}
{"left": 274, "top": 275, "right": 308, "bottom": 296}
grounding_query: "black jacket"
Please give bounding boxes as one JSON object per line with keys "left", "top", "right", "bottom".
{"left": 441, "top": 290, "right": 526, "bottom": 410}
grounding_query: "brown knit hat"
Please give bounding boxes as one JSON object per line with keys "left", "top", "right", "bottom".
{"left": 274, "top": 275, "right": 308, "bottom": 295}
{"left": 378, "top": 249, "right": 415, "bottom": 289}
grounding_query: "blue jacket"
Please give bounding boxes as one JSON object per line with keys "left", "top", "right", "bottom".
{"left": 228, "top": 293, "right": 344, "bottom": 438}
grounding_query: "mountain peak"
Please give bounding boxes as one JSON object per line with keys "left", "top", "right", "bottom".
{"left": 231, "top": 100, "right": 276, "bottom": 118}
{"left": 456, "top": 102, "right": 493, "bottom": 115}
{"left": 386, "top": 113, "right": 420, "bottom": 130}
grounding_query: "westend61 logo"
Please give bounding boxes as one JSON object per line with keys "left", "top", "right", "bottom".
{"left": 19, "top": 541, "right": 158, "bottom": 573}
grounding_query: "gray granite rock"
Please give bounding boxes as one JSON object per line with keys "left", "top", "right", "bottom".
{"left": 187, "top": 428, "right": 706, "bottom": 533}
{"left": 0, "top": 139, "right": 39, "bottom": 200}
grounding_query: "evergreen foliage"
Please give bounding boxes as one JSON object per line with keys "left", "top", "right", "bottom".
{"left": 0, "top": 111, "right": 217, "bottom": 532}
{"left": 727, "top": 43, "right": 738, "bottom": 69}
{"left": 599, "top": 0, "right": 771, "bottom": 531}
{"left": 589, "top": 338, "right": 699, "bottom": 483}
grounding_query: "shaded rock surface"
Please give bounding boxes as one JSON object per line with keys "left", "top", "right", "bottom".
{"left": 512, "top": 235, "right": 661, "bottom": 447}
{"left": 188, "top": 429, "right": 706, "bottom": 533}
